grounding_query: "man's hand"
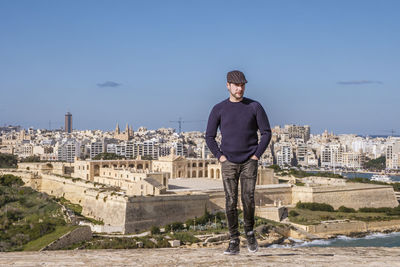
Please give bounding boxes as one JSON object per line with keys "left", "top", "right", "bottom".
{"left": 251, "top": 155, "right": 259, "bottom": 160}
{"left": 219, "top": 155, "right": 227, "bottom": 163}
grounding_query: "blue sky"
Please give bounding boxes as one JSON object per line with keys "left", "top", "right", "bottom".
{"left": 0, "top": 0, "right": 399, "bottom": 135}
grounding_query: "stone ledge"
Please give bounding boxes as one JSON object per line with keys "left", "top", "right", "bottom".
{"left": 1, "top": 247, "right": 400, "bottom": 266}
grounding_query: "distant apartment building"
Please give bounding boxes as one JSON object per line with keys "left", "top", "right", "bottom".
{"left": 65, "top": 112, "right": 72, "bottom": 133}
{"left": 285, "top": 124, "right": 311, "bottom": 142}
{"left": 295, "top": 142, "right": 308, "bottom": 166}
{"left": 173, "top": 142, "right": 188, "bottom": 157}
{"left": 201, "top": 143, "right": 212, "bottom": 159}
{"left": 143, "top": 140, "right": 159, "bottom": 159}
{"left": 15, "top": 143, "right": 34, "bottom": 158}
{"left": 321, "top": 143, "right": 345, "bottom": 168}
{"left": 260, "top": 146, "right": 274, "bottom": 165}
{"left": 342, "top": 152, "right": 366, "bottom": 169}
{"left": 108, "top": 141, "right": 160, "bottom": 159}
{"left": 159, "top": 144, "right": 171, "bottom": 157}
{"left": 275, "top": 142, "right": 292, "bottom": 167}
{"left": 386, "top": 140, "right": 400, "bottom": 170}
{"left": 90, "top": 141, "right": 104, "bottom": 159}
{"left": 58, "top": 140, "right": 80, "bottom": 162}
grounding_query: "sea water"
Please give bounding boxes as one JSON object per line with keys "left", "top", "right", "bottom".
{"left": 270, "top": 232, "right": 400, "bottom": 248}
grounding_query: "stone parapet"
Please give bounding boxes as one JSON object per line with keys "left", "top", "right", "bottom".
{"left": 42, "top": 226, "right": 92, "bottom": 251}
{"left": 292, "top": 183, "right": 398, "bottom": 209}
{"left": 2, "top": 247, "right": 400, "bottom": 266}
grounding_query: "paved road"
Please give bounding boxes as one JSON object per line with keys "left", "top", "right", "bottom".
{"left": 1, "top": 247, "right": 400, "bottom": 266}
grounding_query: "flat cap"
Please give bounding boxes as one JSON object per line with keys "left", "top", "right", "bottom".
{"left": 227, "top": 70, "right": 248, "bottom": 84}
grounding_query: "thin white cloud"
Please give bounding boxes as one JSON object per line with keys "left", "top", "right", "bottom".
{"left": 97, "top": 81, "right": 121, "bottom": 88}
{"left": 337, "top": 80, "right": 383, "bottom": 85}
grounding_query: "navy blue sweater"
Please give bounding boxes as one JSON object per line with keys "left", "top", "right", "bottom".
{"left": 206, "top": 97, "right": 272, "bottom": 164}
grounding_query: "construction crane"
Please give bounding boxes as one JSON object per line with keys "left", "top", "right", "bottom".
{"left": 48, "top": 120, "right": 63, "bottom": 130}
{"left": 383, "top": 129, "right": 398, "bottom": 137}
{"left": 169, "top": 117, "right": 206, "bottom": 133}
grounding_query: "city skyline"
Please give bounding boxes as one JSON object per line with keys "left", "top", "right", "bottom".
{"left": 1, "top": 1, "right": 399, "bottom": 135}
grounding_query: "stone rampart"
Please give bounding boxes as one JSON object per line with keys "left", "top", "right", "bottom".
{"left": 208, "top": 184, "right": 293, "bottom": 212}
{"left": 292, "top": 183, "right": 398, "bottom": 209}
{"left": 42, "top": 226, "right": 92, "bottom": 251}
{"left": 305, "top": 221, "right": 367, "bottom": 236}
{"left": 366, "top": 219, "right": 400, "bottom": 231}
{"left": 39, "top": 173, "right": 98, "bottom": 204}
{"left": 81, "top": 190, "right": 127, "bottom": 232}
{"left": 125, "top": 194, "right": 209, "bottom": 233}
{"left": 293, "top": 219, "right": 400, "bottom": 237}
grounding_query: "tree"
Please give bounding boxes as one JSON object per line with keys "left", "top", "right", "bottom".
{"left": 19, "top": 156, "right": 41, "bottom": 162}
{"left": 268, "top": 164, "right": 281, "bottom": 172}
{"left": 0, "top": 174, "right": 24, "bottom": 186}
{"left": 141, "top": 155, "right": 153, "bottom": 160}
{"left": 150, "top": 226, "right": 161, "bottom": 235}
{"left": 0, "top": 153, "right": 18, "bottom": 168}
{"left": 93, "top": 153, "right": 125, "bottom": 160}
{"left": 363, "top": 156, "right": 386, "bottom": 171}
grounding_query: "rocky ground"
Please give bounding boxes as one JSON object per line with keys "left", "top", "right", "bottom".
{"left": 2, "top": 247, "right": 400, "bottom": 266}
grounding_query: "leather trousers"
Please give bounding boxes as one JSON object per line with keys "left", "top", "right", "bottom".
{"left": 221, "top": 158, "right": 258, "bottom": 239}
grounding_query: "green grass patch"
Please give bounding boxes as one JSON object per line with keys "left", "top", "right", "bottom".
{"left": 23, "top": 225, "right": 79, "bottom": 251}
{"left": 57, "top": 197, "right": 82, "bottom": 215}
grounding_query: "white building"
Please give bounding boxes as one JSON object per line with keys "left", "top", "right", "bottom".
{"left": 58, "top": 140, "right": 80, "bottom": 162}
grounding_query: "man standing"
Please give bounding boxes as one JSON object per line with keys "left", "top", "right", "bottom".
{"left": 206, "top": 70, "right": 272, "bottom": 255}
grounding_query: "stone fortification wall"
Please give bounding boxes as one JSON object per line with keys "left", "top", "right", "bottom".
{"left": 294, "top": 219, "right": 400, "bottom": 237}
{"left": 82, "top": 190, "right": 127, "bottom": 232}
{"left": 304, "top": 221, "right": 367, "bottom": 236}
{"left": 125, "top": 194, "right": 209, "bottom": 233}
{"left": 301, "top": 176, "right": 346, "bottom": 186}
{"left": 1, "top": 169, "right": 127, "bottom": 232}
{"left": 292, "top": 183, "right": 398, "bottom": 209}
{"left": 43, "top": 226, "right": 92, "bottom": 251}
{"left": 366, "top": 219, "right": 400, "bottom": 231}
{"left": 39, "top": 173, "right": 99, "bottom": 204}
{"left": 257, "top": 168, "right": 277, "bottom": 185}
{"left": 207, "top": 185, "right": 292, "bottom": 212}
{"left": 0, "top": 169, "right": 41, "bottom": 189}
{"left": 16, "top": 162, "right": 73, "bottom": 176}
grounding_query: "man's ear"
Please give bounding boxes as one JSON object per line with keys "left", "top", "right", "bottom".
{"left": 226, "top": 82, "right": 230, "bottom": 90}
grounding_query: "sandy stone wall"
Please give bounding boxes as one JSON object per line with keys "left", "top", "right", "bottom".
{"left": 207, "top": 185, "right": 293, "bottom": 212}
{"left": 81, "top": 190, "right": 128, "bottom": 231}
{"left": 305, "top": 221, "right": 367, "bottom": 236}
{"left": 125, "top": 194, "right": 209, "bottom": 233}
{"left": 43, "top": 226, "right": 92, "bottom": 251}
{"left": 294, "top": 219, "right": 400, "bottom": 237}
{"left": 292, "top": 183, "right": 398, "bottom": 209}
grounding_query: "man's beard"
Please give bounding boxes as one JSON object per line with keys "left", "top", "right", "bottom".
{"left": 231, "top": 92, "right": 243, "bottom": 100}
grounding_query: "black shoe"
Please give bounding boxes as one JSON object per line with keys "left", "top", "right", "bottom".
{"left": 246, "top": 231, "right": 258, "bottom": 253}
{"left": 223, "top": 238, "right": 240, "bottom": 255}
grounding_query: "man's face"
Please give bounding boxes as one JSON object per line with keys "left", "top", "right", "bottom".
{"left": 227, "top": 82, "right": 245, "bottom": 101}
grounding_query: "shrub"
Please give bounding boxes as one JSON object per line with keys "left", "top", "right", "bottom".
{"left": 150, "top": 226, "right": 161, "bottom": 235}
{"left": 0, "top": 174, "right": 24, "bottom": 187}
{"left": 296, "top": 201, "right": 334, "bottom": 212}
{"left": 289, "top": 210, "right": 299, "bottom": 217}
{"left": 358, "top": 207, "right": 392, "bottom": 213}
{"left": 165, "top": 222, "right": 184, "bottom": 232}
{"left": 337, "top": 206, "right": 356, "bottom": 213}
{"left": 172, "top": 232, "right": 200, "bottom": 244}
